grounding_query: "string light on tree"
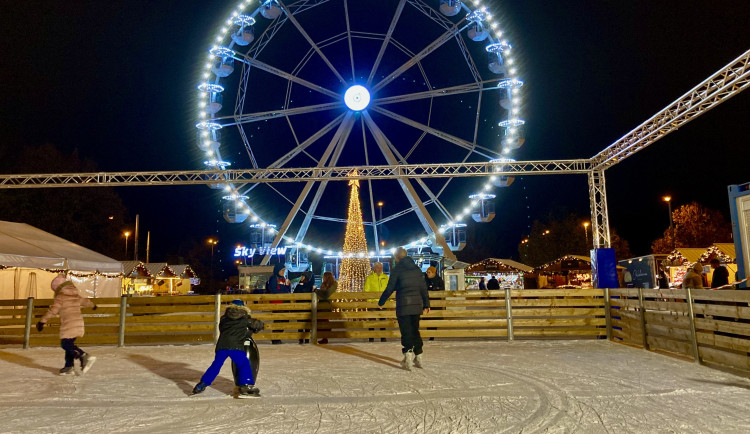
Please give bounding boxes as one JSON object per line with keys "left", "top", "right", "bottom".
{"left": 338, "top": 170, "right": 371, "bottom": 292}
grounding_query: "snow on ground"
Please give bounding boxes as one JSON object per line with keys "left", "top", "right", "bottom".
{"left": 1, "top": 340, "right": 749, "bottom": 433}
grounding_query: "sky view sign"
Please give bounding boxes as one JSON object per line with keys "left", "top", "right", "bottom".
{"left": 234, "top": 246, "right": 288, "bottom": 257}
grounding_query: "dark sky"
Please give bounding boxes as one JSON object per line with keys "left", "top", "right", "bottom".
{"left": 1, "top": 1, "right": 748, "bottom": 270}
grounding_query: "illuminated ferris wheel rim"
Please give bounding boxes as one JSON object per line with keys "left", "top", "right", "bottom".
{"left": 194, "top": 0, "right": 525, "bottom": 257}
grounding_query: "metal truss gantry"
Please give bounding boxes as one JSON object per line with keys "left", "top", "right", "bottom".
{"left": 1, "top": 50, "right": 747, "bottom": 252}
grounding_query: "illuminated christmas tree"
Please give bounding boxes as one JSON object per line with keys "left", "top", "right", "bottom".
{"left": 338, "top": 171, "right": 371, "bottom": 292}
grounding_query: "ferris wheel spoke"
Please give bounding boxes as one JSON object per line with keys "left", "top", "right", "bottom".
{"left": 241, "top": 113, "right": 345, "bottom": 194}
{"left": 343, "top": 0, "right": 356, "bottom": 82}
{"left": 372, "top": 79, "right": 498, "bottom": 106}
{"left": 278, "top": 0, "right": 348, "bottom": 86}
{"left": 260, "top": 112, "right": 355, "bottom": 265}
{"left": 367, "top": 0, "right": 407, "bottom": 87}
{"left": 214, "top": 102, "right": 344, "bottom": 127}
{"left": 361, "top": 111, "right": 456, "bottom": 261}
{"left": 370, "top": 106, "right": 500, "bottom": 159}
{"left": 372, "top": 17, "right": 467, "bottom": 94}
{"left": 239, "top": 55, "right": 341, "bottom": 100}
{"left": 293, "top": 114, "right": 356, "bottom": 243}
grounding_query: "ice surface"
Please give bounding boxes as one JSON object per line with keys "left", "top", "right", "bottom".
{"left": 1, "top": 340, "right": 749, "bottom": 433}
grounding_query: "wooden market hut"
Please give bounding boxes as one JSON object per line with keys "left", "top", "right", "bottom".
{"left": 121, "top": 261, "right": 154, "bottom": 295}
{"left": 169, "top": 264, "right": 198, "bottom": 294}
{"left": 533, "top": 255, "right": 597, "bottom": 289}
{"left": 465, "top": 258, "right": 533, "bottom": 289}
{"left": 666, "top": 243, "right": 737, "bottom": 287}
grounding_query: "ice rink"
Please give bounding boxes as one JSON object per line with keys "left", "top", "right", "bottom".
{"left": 1, "top": 340, "right": 749, "bottom": 433}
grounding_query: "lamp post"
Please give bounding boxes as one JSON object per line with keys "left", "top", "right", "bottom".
{"left": 123, "top": 231, "right": 130, "bottom": 259}
{"left": 663, "top": 196, "right": 674, "bottom": 250}
{"left": 376, "top": 201, "right": 384, "bottom": 221}
{"left": 583, "top": 222, "right": 590, "bottom": 246}
{"left": 207, "top": 238, "right": 218, "bottom": 292}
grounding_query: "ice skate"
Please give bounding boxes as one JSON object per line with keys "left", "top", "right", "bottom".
{"left": 191, "top": 381, "right": 207, "bottom": 396}
{"left": 80, "top": 353, "right": 96, "bottom": 374}
{"left": 238, "top": 385, "right": 260, "bottom": 399}
{"left": 59, "top": 366, "right": 75, "bottom": 376}
{"left": 413, "top": 354, "right": 423, "bottom": 369}
{"left": 400, "top": 350, "right": 414, "bottom": 371}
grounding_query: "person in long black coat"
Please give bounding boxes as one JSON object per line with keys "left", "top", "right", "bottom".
{"left": 378, "top": 247, "right": 430, "bottom": 370}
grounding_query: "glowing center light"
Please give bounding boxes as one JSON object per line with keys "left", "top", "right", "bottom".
{"left": 344, "top": 85, "right": 371, "bottom": 111}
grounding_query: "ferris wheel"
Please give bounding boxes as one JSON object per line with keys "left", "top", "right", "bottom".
{"left": 194, "top": 0, "right": 525, "bottom": 268}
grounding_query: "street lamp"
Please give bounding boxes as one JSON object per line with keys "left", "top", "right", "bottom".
{"left": 543, "top": 230, "right": 550, "bottom": 236}
{"left": 207, "top": 238, "right": 218, "bottom": 292}
{"left": 376, "top": 201, "right": 384, "bottom": 221}
{"left": 123, "top": 231, "right": 130, "bottom": 259}
{"left": 583, "top": 222, "right": 590, "bottom": 245}
{"left": 663, "top": 196, "right": 674, "bottom": 250}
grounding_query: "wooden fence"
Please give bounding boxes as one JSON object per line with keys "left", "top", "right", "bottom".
{"left": 609, "top": 288, "right": 750, "bottom": 374}
{"left": 0, "top": 289, "right": 606, "bottom": 347}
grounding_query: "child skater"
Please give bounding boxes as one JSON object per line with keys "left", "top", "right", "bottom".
{"left": 36, "top": 274, "right": 97, "bottom": 375}
{"left": 192, "top": 299, "right": 264, "bottom": 398}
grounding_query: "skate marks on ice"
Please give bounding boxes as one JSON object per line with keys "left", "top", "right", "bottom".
{"left": 2, "top": 342, "right": 750, "bottom": 433}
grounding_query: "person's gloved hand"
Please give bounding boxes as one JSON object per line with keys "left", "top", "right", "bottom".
{"left": 92, "top": 304, "right": 98, "bottom": 310}
{"left": 36, "top": 322, "right": 44, "bottom": 332}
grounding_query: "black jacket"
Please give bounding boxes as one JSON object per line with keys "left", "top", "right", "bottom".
{"left": 294, "top": 273, "right": 315, "bottom": 293}
{"left": 425, "top": 274, "right": 444, "bottom": 291}
{"left": 711, "top": 266, "right": 729, "bottom": 288}
{"left": 379, "top": 257, "right": 429, "bottom": 316}
{"left": 486, "top": 278, "right": 500, "bottom": 290}
{"left": 215, "top": 305, "right": 264, "bottom": 352}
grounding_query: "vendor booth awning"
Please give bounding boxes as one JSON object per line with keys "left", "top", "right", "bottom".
{"left": 466, "top": 258, "right": 533, "bottom": 274}
{"left": 0, "top": 220, "right": 122, "bottom": 273}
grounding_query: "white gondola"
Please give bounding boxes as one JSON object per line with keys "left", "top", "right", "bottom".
{"left": 212, "top": 57, "right": 234, "bottom": 78}
{"left": 249, "top": 223, "right": 276, "bottom": 248}
{"left": 486, "top": 42, "right": 511, "bottom": 75}
{"left": 232, "top": 15, "right": 256, "bottom": 46}
{"left": 498, "top": 119, "right": 526, "bottom": 150}
{"left": 445, "top": 223, "right": 467, "bottom": 251}
{"left": 468, "top": 23, "right": 488, "bottom": 41}
{"left": 490, "top": 158, "right": 516, "bottom": 187}
{"left": 260, "top": 0, "right": 283, "bottom": 20}
{"left": 498, "top": 78, "right": 524, "bottom": 110}
{"left": 439, "top": 0, "right": 461, "bottom": 16}
{"left": 197, "top": 130, "right": 221, "bottom": 153}
{"left": 223, "top": 195, "right": 250, "bottom": 223}
{"left": 469, "top": 193, "right": 496, "bottom": 223}
{"left": 198, "top": 82, "right": 225, "bottom": 114}
{"left": 285, "top": 247, "right": 310, "bottom": 272}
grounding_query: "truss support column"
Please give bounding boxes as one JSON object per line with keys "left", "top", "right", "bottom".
{"left": 588, "top": 169, "right": 611, "bottom": 249}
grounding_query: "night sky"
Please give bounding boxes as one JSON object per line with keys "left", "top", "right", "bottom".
{"left": 1, "top": 1, "right": 748, "bottom": 272}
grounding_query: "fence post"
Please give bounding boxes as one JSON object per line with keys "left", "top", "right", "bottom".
{"left": 23, "top": 297, "right": 34, "bottom": 349}
{"left": 504, "top": 288, "right": 514, "bottom": 342}
{"left": 118, "top": 295, "right": 127, "bottom": 347}
{"left": 310, "top": 292, "right": 318, "bottom": 343}
{"left": 214, "top": 292, "right": 222, "bottom": 345}
{"left": 685, "top": 288, "right": 701, "bottom": 364}
{"left": 637, "top": 287, "right": 649, "bottom": 350}
{"left": 604, "top": 288, "right": 612, "bottom": 341}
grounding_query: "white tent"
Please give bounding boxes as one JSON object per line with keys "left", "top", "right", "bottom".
{"left": 0, "top": 221, "right": 123, "bottom": 299}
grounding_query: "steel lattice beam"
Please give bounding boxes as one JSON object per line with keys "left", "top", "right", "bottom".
{"left": 0, "top": 160, "right": 592, "bottom": 189}
{"left": 588, "top": 169, "right": 611, "bottom": 248}
{"left": 592, "top": 48, "right": 750, "bottom": 169}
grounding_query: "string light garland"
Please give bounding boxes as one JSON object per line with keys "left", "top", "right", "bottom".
{"left": 194, "top": 0, "right": 524, "bottom": 256}
{"left": 338, "top": 171, "right": 371, "bottom": 292}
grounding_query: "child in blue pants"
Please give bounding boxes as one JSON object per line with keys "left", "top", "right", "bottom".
{"left": 192, "top": 300, "right": 264, "bottom": 398}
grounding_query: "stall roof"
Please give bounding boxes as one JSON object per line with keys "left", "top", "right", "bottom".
{"left": 533, "top": 255, "right": 625, "bottom": 273}
{"left": 667, "top": 248, "right": 706, "bottom": 264}
{"left": 709, "top": 243, "right": 736, "bottom": 261}
{"left": 170, "top": 264, "right": 197, "bottom": 278}
{"left": 143, "top": 263, "right": 175, "bottom": 278}
{"left": 0, "top": 220, "right": 122, "bottom": 273}
{"left": 466, "top": 258, "right": 533, "bottom": 274}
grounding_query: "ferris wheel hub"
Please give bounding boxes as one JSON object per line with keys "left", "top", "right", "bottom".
{"left": 344, "top": 85, "right": 371, "bottom": 111}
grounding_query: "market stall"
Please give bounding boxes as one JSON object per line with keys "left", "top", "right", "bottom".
{"left": 532, "top": 255, "right": 623, "bottom": 289}
{"left": 465, "top": 258, "right": 533, "bottom": 289}
{"left": 0, "top": 220, "right": 123, "bottom": 299}
{"left": 666, "top": 244, "right": 737, "bottom": 288}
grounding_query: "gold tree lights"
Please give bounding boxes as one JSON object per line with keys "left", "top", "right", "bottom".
{"left": 338, "top": 171, "right": 371, "bottom": 292}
